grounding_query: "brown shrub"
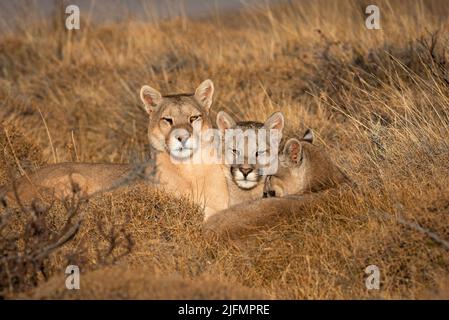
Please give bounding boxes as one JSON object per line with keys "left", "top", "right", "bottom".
{"left": 0, "top": 122, "right": 45, "bottom": 185}
{"left": 24, "top": 264, "right": 267, "bottom": 300}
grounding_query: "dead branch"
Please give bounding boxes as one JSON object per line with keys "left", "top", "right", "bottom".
{"left": 371, "top": 208, "right": 449, "bottom": 251}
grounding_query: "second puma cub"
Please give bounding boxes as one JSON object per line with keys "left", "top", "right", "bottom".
{"left": 267, "top": 129, "right": 350, "bottom": 197}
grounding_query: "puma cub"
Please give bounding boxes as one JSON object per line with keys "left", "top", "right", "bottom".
{"left": 215, "top": 110, "right": 284, "bottom": 206}
{"left": 1, "top": 80, "right": 229, "bottom": 218}
{"left": 203, "top": 130, "right": 351, "bottom": 238}
{"left": 268, "top": 129, "right": 350, "bottom": 196}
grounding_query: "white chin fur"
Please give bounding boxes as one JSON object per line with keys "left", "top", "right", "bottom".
{"left": 168, "top": 137, "right": 198, "bottom": 159}
{"left": 235, "top": 180, "right": 258, "bottom": 190}
{"left": 234, "top": 171, "right": 259, "bottom": 189}
{"left": 170, "top": 148, "right": 194, "bottom": 159}
{"left": 234, "top": 171, "right": 258, "bottom": 181}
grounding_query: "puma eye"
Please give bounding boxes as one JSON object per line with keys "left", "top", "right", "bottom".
{"left": 229, "top": 149, "right": 240, "bottom": 156}
{"left": 189, "top": 115, "right": 201, "bottom": 123}
{"left": 256, "top": 150, "right": 267, "bottom": 157}
{"left": 161, "top": 117, "right": 173, "bottom": 125}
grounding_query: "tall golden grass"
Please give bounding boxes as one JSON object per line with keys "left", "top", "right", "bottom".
{"left": 1, "top": 0, "right": 449, "bottom": 299}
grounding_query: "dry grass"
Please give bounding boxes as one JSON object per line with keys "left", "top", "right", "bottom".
{"left": 1, "top": 0, "right": 449, "bottom": 299}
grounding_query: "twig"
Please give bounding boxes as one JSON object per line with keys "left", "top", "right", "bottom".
{"left": 71, "top": 130, "right": 79, "bottom": 162}
{"left": 3, "top": 127, "right": 25, "bottom": 176}
{"left": 371, "top": 208, "right": 449, "bottom": 251}
{"left": 32, "top": 219, "right": 82, "bottom": 261}
{"left": 37, "top": 107, "right": 57, "bottom": 163}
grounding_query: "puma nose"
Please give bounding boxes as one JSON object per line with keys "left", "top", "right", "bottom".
{"left": 239, "top": 167, "right": 253, "bottom": 177}
{"left": 175, "top": 132, "right": 190, "bottom": 144}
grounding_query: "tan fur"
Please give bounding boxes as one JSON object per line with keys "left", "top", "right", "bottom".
{"left": 0, "top": 163, "right": 134, "bottom": 205}
{"left": 142, "top": 80, "right": 229, "bottom": 218}
{"left": 1, "top": 80, "right": 230, "bottom": 218}
{"left": 216, "top": 111, "right": 284, "bottom": 206}
{"left": 203, "top": 131, "right": 351, "bottom": 239}
{"left": 270, "top": 135, "right": 350, "bottom": 196}
{"left": 204, "top": 193, "right": 317, "bottom": 240}
{"left": 203, "top": 188, "right": 353, "bottom": 240}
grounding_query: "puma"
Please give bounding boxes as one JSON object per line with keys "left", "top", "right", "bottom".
{"left": 0, "top": 80, "right": 230, "bottom": 218}
{"left": 203, "top": 130, "right": 351, "bottom": 238}
{"left": 215, "top": 110, "right": 284, "bottom": 206}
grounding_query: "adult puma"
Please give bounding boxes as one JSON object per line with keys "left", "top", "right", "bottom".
{"left": 203, "top": 130, "right": 351, "bottom": 238}
{"left": 139, "top": 79, "right": 229, "bottom": 218}
{"left": 0, "top": 80, "right": 229, "bottom": 218}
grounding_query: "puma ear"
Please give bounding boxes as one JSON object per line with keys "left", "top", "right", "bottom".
{"left": 302, "top": 129, "right": 314, "bottom": 143}
{"left": 140, "top": 85, "right": 162, "bottom": 115}
{"left": 216, "top": 111, "right": 236, "bottom": 132}
{"left": 264, "top": 112, "right": 285, "bottom": 132}
{"left": 194, "top": 79, "right": 214, "bottom": 113}
{"left": 283, "top": 138, "right": 302, "bottom": 165}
